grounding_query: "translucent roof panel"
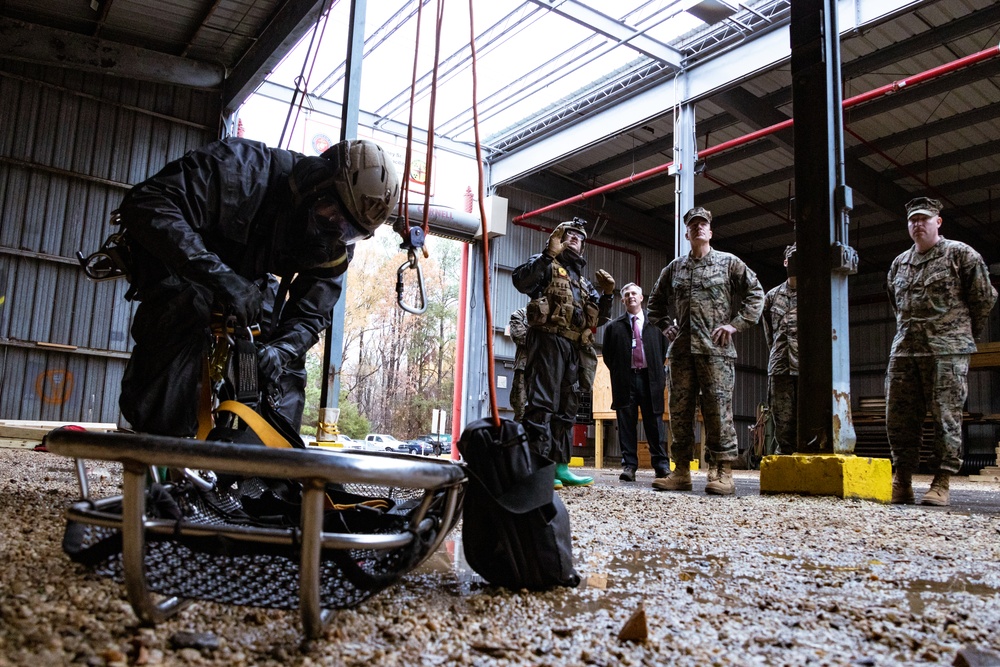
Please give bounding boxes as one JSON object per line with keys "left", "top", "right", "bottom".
{"left": 259, "top": 0, "right": 725, "bottom": 153}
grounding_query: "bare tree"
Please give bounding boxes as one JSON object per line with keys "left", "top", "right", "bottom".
{"left": 333, "top": 234, "right": 460, "bottom": 438}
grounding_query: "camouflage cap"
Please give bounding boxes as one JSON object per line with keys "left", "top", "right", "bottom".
{"left": 683, "top": 206, "right": 712, "bottom": 226}
{"left": 905, "top": 197, "right": 942, "bottom": 220}
{"left": 783, "top": 243, "right": 797, "bottom": 260}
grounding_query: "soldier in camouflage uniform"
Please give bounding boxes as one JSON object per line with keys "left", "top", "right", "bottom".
{"left": 647, "top": 207, "right": 764, "bottom": 495}
{"left": 762, "top": 243, "right": 799, "bottom": 454}
{"left": 886, "top": 197, "right": 997, "bottom": 506}
{"left": 508, "top": 306, "right": 529, "bottom": 422}
{"left": 513, "top": 218, "right": 616, "bottom": 488}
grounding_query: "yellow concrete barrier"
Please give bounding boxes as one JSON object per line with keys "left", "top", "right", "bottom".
{"left": 760, "top": 454, "right": 891, "bottom": 503}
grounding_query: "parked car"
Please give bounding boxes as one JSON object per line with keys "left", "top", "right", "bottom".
{"left": 365, "top": 433, "right": 405, "bottom": 451}
{"left": 341, "top": 436, "right": 378, "bottom": 451}
{"left": 307, "top": 434, "right": 374, "bottom": 451}
{"left": 414, "top": 434, "right": 452, "bottom": 455}
{"left": 396, "top": 439, "right": 436, "bottom": 456}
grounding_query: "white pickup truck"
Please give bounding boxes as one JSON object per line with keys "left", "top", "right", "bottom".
{"left": 365, "top": 433, "right": 405, "bottom": 451}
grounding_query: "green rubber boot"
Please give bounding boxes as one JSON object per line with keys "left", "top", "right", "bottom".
{"left": 555, "top": 463, "right": 593, "bottom": 487}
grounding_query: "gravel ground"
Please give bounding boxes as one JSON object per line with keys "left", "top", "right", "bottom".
{"left": 2, "top": 448, "right": 1000, "bottom": 666}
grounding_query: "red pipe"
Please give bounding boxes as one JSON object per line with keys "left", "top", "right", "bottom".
{"left": 450, "top": 242, "right": 469, "bottom": 460}
{"left": 512, "top": 45, "right": 1000, "bottom": 222}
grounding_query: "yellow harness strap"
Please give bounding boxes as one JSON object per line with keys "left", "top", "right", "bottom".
{"left": 212, "top": 402, "right": 389, "bottom": 513}
{"left": 216, "top": 400, "right": 294, "bottom": 448}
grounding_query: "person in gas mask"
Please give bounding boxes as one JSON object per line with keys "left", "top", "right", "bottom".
{"left": 115, "top": 137, "right": 399, "bottom": 436}
{"left": 512, "top": 218, "right": 616, "bottom": 488}
{"left": 761, "top": 243, "right": 799, "bottom": 455}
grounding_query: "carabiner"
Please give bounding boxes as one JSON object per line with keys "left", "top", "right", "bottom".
{"left": 396, "top": 249, "right": 427, "bottom": 315}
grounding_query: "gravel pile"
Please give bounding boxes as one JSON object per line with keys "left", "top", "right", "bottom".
{"left": 2, "top": 448, "right": 999, "bottom": 666}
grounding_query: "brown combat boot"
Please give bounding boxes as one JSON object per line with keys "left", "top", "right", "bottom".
{"left": 652, "top": 464, "right": 692, "bottom": 491}
{"left": 705, "top": 461, "right": 735, "bottom": 496}
{"left": 921, "top": 471, "right": 951, "bottom": 506}
{"left": 891, "top": 470, "right": 914, "bottom": 505}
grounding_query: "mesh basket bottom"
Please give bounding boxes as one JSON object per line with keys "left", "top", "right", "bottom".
{"left": 65, "top": 480, "right": 464, "bottom": 611}
{"left": 92, "top": 539, "right": 415, "bottom": 610}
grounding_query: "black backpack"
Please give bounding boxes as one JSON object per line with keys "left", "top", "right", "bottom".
{"left": 458, "top": 417, "right": 580, "bottom": 590}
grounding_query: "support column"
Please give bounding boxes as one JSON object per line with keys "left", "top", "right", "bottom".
{"left": 760, "top": 0, "right": 888, "bottom": 502}
{"left": 672, "top": 85, "right": 696, "bottom": 258}
{"left": 320, "top": 0, "right": 367, "bottom": 417}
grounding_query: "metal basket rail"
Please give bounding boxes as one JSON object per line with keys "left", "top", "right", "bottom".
{"left": 47, "top": 429, "right": 466, "bottom": 639}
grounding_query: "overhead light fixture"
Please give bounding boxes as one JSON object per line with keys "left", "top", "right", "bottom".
{"left": 686, "top": 0, "right": 738, "bottom": 25}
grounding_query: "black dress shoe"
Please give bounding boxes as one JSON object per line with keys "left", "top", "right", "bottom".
{"left": 619, "top": 466, "right": 636, "bottom": 482}
{"left": 654, "top": 466, "right": 670, "bottom": 479}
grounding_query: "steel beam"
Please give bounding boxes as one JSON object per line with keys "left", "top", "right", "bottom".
{"left": 487, "top": 0, "right": 931, "bottom": 186}
{"left": 0, "top": 17, "right": 224, "bottom": 88}
{"left": 222, "top": 0, "right": 327, "bottom": 115}
{"left": 321, "top": 0, "right": 367, "bottom": 416}
{"left": 251, "top": 81, "right": 478, "bottom": 160}
{"left": 791, "top": 0, "right": 856, "bottom": 455}
{"left": 527, "top": 0, "right": 682, "bottom": 67}
{"left": 673, "top": 100, "right": 696, "bottom": 258}
{"left": 574, "top": 1, "right": 1000, "bottom": 185}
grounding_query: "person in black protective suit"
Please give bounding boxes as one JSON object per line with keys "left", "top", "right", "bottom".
{"left": 512, "top": 219, "right": 616, "bottom": 488}
{"left": 116, "top": 137, "right": 399, "bottom": 436}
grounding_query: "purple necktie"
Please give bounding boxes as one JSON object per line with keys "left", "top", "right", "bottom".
{"left": 631, "top": 316, "right": 646, "bottom": 369}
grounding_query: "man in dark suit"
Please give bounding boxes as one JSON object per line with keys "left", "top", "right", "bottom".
{"left": 602, "top": 282, "right": 670, "bottom": 483}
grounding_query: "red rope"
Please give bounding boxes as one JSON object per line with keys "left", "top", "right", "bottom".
{"left": 467, "top": 0, "right": 500, "bottom": 426}
{"left": 397, "top": 0, "right": 423, "bottom": 231}
{"left": 418, "top": 0, "right": 445, "bottom": 255}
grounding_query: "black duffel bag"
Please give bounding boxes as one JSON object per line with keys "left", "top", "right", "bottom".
{"left": 458, "top": 417, "right": 580, "bottom": 590}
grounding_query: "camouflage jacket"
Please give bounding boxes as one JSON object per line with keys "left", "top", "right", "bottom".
{"left": 508, "top": 307, "right": 529, "bottom": 371}
{"left": 762, "top": 280, "right": 798, "bottom": 376}
{"left": 887, "top": 238, "right": 997, "bottom": 356}
{"left": 511, "top": 250, "right": 612, "bottom": 343}
{"left": 647, "top": 248, "right": 764, "bottom": 359}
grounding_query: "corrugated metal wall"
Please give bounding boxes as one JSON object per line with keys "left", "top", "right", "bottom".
{"left": 464, "top": 185, "right": 772, "bottom": 459}
{"left": 463, "top": 186, "right": 1000, "bottom": 466}
{"left": 0, "top": 61, "right": 220, "bottom": 423}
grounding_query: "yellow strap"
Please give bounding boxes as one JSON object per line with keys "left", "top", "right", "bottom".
{"left": 214, "top": 403, "right": 391, "bottom": 514}
{"left": 317, "top": 421, "right": 338, "bottom": 435}
{"left": 216, "top": 400, "right": 294, "bottom": 449}
{"left": 329, "top": 499, "right": 391, "bottom": 511}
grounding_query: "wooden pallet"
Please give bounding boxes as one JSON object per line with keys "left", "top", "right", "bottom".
{"left": 0, "top": 421, "right": 118, "bottom": 449}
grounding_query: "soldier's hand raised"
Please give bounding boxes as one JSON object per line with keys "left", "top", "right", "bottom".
{"left": 545, "top": 227, "right": 567, "bottom": 258}
{"left": 595, "top": 269, "right": 616, "bottom": 295}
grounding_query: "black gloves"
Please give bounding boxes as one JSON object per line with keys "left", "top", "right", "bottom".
{"left": 256, "top": 342, "right": 297, "bottom": 386}
{"left": 211, "top": 271, "right": 262, "bottom": 326}
{"left": 185, "top": 255, "right": 262, "bottom": 326}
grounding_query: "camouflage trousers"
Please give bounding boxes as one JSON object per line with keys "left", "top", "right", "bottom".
{"left": 510, "top": 369, "right": 527, "bottom": 422}
{"left": 668, "top": 354, "right": 737, "bottom": 463}
{"left": 885, "top": 354, "right": 969, "bottom": 474}
{"left": 768, "top": 374, "right": 798, "bottom": 454}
